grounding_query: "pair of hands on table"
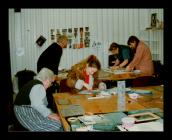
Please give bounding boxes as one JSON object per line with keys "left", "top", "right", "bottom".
{"left": 110, "top": 65, "right": 120, "bottom": 70}
{"left": 83, "top": 82, "right": 93, "bottom": 90}
{"left": 125, "top": 66, "right": 133, "bottom": 72}
{"left": 83, "top": 82, "right": 107, "bottom": 91}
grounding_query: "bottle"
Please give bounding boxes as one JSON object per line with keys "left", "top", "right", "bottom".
{"left": 117, "top": 80, "right": 126, "bottom": 111}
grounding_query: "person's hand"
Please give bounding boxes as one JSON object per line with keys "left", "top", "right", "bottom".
{"left": 83, "top": 82, "right": 93, "bottom": 90}
{"left": 126, "top": 66, "right": 132, "bottom": 72}
{"left": 48, "top": 113, "right": 61, "bottom": 122}
{"left": 111, "top": 65, "right": 120, "bottom": 70}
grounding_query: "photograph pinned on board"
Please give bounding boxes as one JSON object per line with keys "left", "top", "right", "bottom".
{"left": 68, "top": 28, "right": 73, "bottom": 48}
{"left": 56, "top": 29, "right": 61, "bottom": 42}
{"left": 85, "top": 27, "right": 90, "bottom": 48}
{"left": 73, "top": 28, "right": 79, "bottom": 49}
{"left": 51, "top": 29, "right": 55, "bottom": 41}
{"left": 80, "top": 27, "right": 84, "bottom": 48}
{"left": 62, "top": 29, "right": 67, "bottom": 36}
{"left": 74, "top": 28, "right": 78, "bottom": 38}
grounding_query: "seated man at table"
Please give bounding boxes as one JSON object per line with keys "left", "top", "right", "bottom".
{"left": 13, "top": 68, "right": 63, "bottom": 131}
{"left": 108, "top": 42, "right": 133, "bottom": 70}
{"left": 63, "top": 55, "right": 106, "bottom": 93}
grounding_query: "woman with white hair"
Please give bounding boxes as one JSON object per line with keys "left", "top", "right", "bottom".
{"left": 14, "top": 68, "right": 63, "bottom": 131}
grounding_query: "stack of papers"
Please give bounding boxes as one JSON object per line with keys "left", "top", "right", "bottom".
{"left": 118, "top": 121, "right": 163, "bottom": 131}
{"left": 78, "top": 115, "right": 110, "bottom": 125}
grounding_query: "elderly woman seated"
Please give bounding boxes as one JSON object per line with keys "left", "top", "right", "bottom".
{"left": 13, "top": 68, "right": 63, "bottom": 131}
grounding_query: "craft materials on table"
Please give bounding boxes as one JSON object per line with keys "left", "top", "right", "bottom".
{"left": 121, "top": 117, "right": 135, "bottom": 129}
{"left": 117, "top": 121, "right": 163, "bottom": 131}
{"left": 128, "top": 112, "right": 160, "bottom": 123}
{"left": 79, "top": 87, "right": 131, "bottom": 95}
{"left": 78, "top": 115, "right": 110, "bottom": 125}
{"left": 57, "top": 99, "right": 71, "bottom": 105}
{"left": 127, "top": 89, "right": 153, "bottom": 95}
{"left": 61, "top": 104, "right": 85, "bottom": 117}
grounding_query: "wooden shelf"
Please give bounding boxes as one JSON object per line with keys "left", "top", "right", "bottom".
{"left": 145, "top": 27, "right": 163, "bottom": 31}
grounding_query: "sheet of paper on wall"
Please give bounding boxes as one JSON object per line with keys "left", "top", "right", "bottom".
{"left": 16, "top": 47, "right": 25, "bottom": 56}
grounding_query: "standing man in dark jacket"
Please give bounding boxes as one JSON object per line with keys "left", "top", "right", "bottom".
{"left": 37, "top": 35, "right": 68, "bottom": 75}
{"left": 37, "top": 35, "right": 68, "bottom": 112}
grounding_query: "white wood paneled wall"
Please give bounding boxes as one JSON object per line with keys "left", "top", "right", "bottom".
{"left": 8, "top": 9, "right": 163, "bottom": 77}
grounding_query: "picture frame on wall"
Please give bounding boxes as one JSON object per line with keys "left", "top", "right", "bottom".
{"left": 151, "top": 13, "right": 157, "bottom": 28}
{"left": 36, "top": 35, "right": 46, "bottom": 47}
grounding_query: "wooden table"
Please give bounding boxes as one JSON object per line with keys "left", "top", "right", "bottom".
{"left": 53, "top": 85, "right": 163, "bottom": 131}
{"left": 129, "top": 85, "right": 164, "bottom": 110}
{"left": 98, "top": 69, "right": 142, "bottom": 81}
{"left": 57, "top": 69, "right": 142, "bottom": 82}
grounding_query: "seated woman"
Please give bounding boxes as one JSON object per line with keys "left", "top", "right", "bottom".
{"left": 13, "top": 68, "right": 63, "bottom": 131}
{"left": 65, "top": 55, "right": 106, "bottom": 93}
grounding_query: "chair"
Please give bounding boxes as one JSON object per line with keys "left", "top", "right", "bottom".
{"left": 15, "top": 69, "right": 36, "bottom": 90}
{"left": 59, "top": 79, "right": 72, "bottom": 93}
{"left": 12, "top": 69, "right": 36, "bottom": 131}
{"left": 132, "top": 60, "right": 164, "bottom": 87}
{"left": 151, "top": 60, "right": 164, "bottom": 85}
{"left": 132, "top": 76, "right": 153, "bottom": 87}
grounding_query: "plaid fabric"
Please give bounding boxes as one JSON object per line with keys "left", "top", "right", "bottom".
{"left": 14, "top": 105, "right": 63, "bottom": 131}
